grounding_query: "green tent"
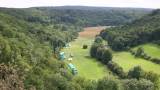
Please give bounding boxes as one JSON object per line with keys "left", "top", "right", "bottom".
{"left": 68, "top": 63, "right": 78, "bottom": 75}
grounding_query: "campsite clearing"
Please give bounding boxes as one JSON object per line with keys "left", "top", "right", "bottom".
{"left": 62, "top": 26, "right": 112, "bottom": 80}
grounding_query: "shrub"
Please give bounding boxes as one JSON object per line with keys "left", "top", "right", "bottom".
{"left": 96, "top": 46, "right": 104, "bottom": 60}
{"left": 97, "top": 77, "right": 121, "bottom": 90}
{"left": 101, "top": 49, "right": 112, "bottom": 64}
{"left": 129, "top": 50, "right": 136, "bottom": 55}
{"left": 122, "top": 79, "right": 154, "bottom": 90}
{"left": 90, "top": 43, "right": 112, "bottom": 64}
{"left": 143, "top": 55, "right": 151, "bottom": 60}
{"left": 107, "top": 61, "right": 126, "bottom": 78}
{"left": 144, "top": 71, "right": 160, "bottom": 90}
{"left": 151, "top": 58, "right": 160, "bottom": 64}
{"left": 83, "top": 44, "right": 88, "bottom": 49}
{"left": 94, "top": 36, "right": 103, "bottom": 44}
{"left": 90, "top": 43, "right": 100, "bottom": 57}
{"left": 135, "top": 47, "right": 144, "bottom": 57}
{"left": 128, "top": 66, "right": 144, "bottom": 79}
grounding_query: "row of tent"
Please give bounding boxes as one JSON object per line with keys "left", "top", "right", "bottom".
{"left": 68, "top": 63, "right": 78, "bottom": 75}
{"left": 59, "top": 52, "right": 78, "bottom": 75}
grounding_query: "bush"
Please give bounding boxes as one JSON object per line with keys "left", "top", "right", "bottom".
{"left": 129, "top": 50, "right": 136, "bottom": 55}
{"left": 135, "top": 47, "right": 144, "bottom": 57}
{"left": 101, "top": 49, "right": 112, "bottom": 64}
{"left": 90, "top": 43, "right": 100, "bottom": 58}
{"left": 144, "top": 71, "right": 160, "bottom": 90}
{"left": 132, "top": 49, "right": 160, "bottom": 64}
{"left": 107, "top": 61, "right": 126, "bottom": 78}
{"left": 122, "top": 79, "right": 154, "bottom": 90}
{"left": 94, "top": 36, "right": 103, "bottom": 44}
{"left": 97, "top": 77, "right": 121, "bottom": 90}
{"left": 143, "top": 55, "right": 151, "bottom": 60}
{"left": 96, "top": 46, "right": 104, "bottom": 60}
{"left": 90, "top": 43, "right": 112, "bottom": 64}
{"left": 151, "top": 58, "right": 160, "bottom": 64}
{"left": 128, "top": 66, "right": 144, "bottom": 79}
{"left": 83, "top": 44, "right": 88, "bottom": 49}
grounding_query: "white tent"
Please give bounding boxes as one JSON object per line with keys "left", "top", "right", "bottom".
{"left": 68, "top": 58, "right": 73, "bottom": 61}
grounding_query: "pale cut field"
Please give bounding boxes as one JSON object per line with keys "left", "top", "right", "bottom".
{"left": 79, "top": 26, "right": 107, "bottom": 38}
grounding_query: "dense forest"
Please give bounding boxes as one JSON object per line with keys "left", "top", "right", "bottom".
{"left": 0, "top": 6, "right": 152, "bottom": 26}
{"left": 35, "top": 6, "right": 152, "bottom": 26}
{"left": 100, "top": 9, "right": 160, "bottom": 51}
{"left": 0, "top": 6, "right": 155, "bottom": 90}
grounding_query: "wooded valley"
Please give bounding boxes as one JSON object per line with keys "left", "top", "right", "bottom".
{"left": 0, "top": 6, "right": 159, "bottom": 90}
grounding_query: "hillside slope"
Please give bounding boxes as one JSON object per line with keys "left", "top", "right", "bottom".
{"left": 0, "top": 6, "right": 152, "bottom": 26}
{"left": 0, "top": 8, "right": 80, "bottom": 90}
{"left": 100, "top": 9, "right": 160, "bottom": 50}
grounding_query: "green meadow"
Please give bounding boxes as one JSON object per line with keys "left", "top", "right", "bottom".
{"left": 113, "top": 51, "right": 160, "bottom": 75}
{"left": 63, "top": 35, "right": 160, "bottom": 80}
{"left": 62, "top": 37, "right": 112, "bottom": 80}
{"left": 133, "top": 43, "right": 160, "bottom": 59}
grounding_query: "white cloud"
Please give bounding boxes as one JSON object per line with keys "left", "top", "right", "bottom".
{"left": 0, "top": 0, "right": 159, "bottom": 8}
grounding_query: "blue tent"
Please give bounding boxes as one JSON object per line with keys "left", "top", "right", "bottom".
{"left": 59, "top": 52, "right": 66, "bottom": 60}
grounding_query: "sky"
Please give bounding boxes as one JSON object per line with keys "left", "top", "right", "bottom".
{"left": 0, "top": 0, "right": 160, "bottom": 9}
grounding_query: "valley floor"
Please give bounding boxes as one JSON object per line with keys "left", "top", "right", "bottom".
{"left": 63, "top": 26, "right": 160, "bottom": 82}
{"left": 62, "top": 26, "right": 112, "bottom": 80}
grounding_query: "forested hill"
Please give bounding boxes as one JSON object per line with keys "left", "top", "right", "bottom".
{"left": 0, "top": 7, "right": 80, "bottom": 89}
{"left": 32, "top": 6, "right": 152, "bottom": 26}
{"left": 100, "top": 9, "right": 160, "bottom": 51}
{"left": 0, "top": 6, "right": 153, "bottom": 90}
{"left": 0, "top": 6, "right": 152, "bottom": 26}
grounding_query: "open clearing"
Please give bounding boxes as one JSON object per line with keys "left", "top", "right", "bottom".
{"left": 133, "top": 43, "right": 160, "bottom": 59}
{"left": 113, "top": 52, "right": 160, "bottom": 75}
{"left": 63, "top": 26, "right": 112, "bottom": 80}
{"left": 113, "top": 51, "right": 160, "bottom": 88}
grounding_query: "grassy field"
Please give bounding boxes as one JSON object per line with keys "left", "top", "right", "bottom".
{"left": 113, "top": 51, "right": 160, "bottom": 89}
{"left": 133, "top": 43, "right": 160, "bottom": 59}
{"left": 62, "top": 27, "right": 112, "bottom": 80}
{"left": 62, "top": 27, "right": 160, "bottom": 81}
{"left": 113, "top": 52, "right": 160, "bottom": 74}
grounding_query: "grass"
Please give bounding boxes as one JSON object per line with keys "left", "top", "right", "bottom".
{"left": 62, "top": 27, "right": 112, "bottom": 80}
{"left": 62, "top": 27, "right": 160, "bottom": 81}
{"left": 113, "top": 52, "right": 160, "bottom": 75}
{"left": 113, "top": 51, "right": 160, "bottom": 89}
{"left": 63, "top": 37, "right": 111, "bottom": 80}
{"left": 133, "top": 43, "right": 160, "bottom": 59}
